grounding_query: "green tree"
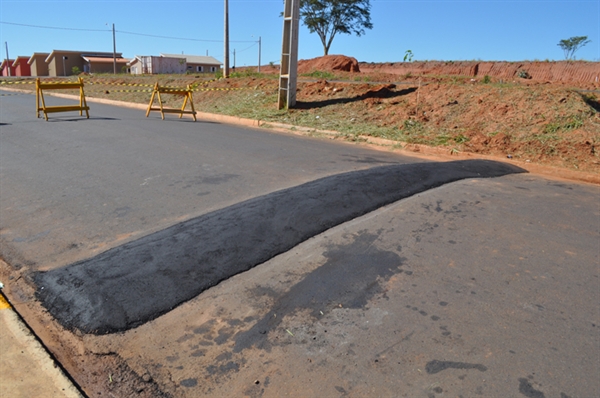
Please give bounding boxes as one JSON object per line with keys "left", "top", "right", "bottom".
{"left": 558, "top": 36, "right": 591, "bottom": 60}
{"left": 299, "top": 0, "right": 373, "bottom": 56}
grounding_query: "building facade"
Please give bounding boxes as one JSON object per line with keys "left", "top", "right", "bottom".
{"left": 12, "top": 57, "right": 32, "bottom": 76}
{"left": 28, "top": 53, "right": 50, "bottom": 76}
{"left": 45, "top": 50, "right": 125, "bottom": 76}
{"left": 160, "top": 54, "right": 222, "bottom": 73}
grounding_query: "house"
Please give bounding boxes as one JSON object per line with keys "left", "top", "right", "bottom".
{"left": 12, "top": 56, "right": 31, "bottom": 76}
{"left": 1, "top": 59, "right": 16, "bottom": 77}
{"left": 160, "top": 53, "right": 222, "bottom": 73}
{"left": 45, "top": 50, "right": 125, "bottom": 76}
{"left": 128, "top": 56, "right": 187, "bottom": 75}
{"left": 82, "top": 56, "right": 130, "bottom": 74}
{"left": 28, "top": 53, "right": 50, "bottom": 76}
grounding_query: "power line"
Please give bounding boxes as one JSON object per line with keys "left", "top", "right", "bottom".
{"left": 118, "top": 30, "right": 254, "bottom": 43}
{"left": 0, "top": 21, "right": 108, "bottom": 32}
{"left": 117, "top": 30, "right": 222, "bottom": 43}
{"left": 233, "top": 42, "right": 258, "bottom": 54}
{"left": 0, "top": 21, "right": 257, "bottom": 43}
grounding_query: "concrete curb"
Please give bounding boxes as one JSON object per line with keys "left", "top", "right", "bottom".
{"left": 0, "top": 291, "right": 84, "bottom": 398}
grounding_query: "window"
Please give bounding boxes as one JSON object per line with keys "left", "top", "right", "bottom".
{"left": 197, "top": 66, "right": 203, "bottom": 72}
{"left": 210, "top": 66, "right": 216, "bottom": 72}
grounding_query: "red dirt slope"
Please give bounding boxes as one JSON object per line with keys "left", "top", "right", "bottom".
{"left": 360, "top": 61, "right": 599, "bottom": 86}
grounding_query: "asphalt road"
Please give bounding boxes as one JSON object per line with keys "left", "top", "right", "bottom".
{"left": 101, "top": 174, "right": 598, "bottom": 398}
{"left": 1, "top": 89, "right": 599, "bottom": 398}
{"left": 0, "top": 89, "right": 419, "bottom": 271}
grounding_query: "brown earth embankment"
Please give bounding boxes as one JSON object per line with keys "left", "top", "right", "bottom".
{"left": 359, "top": 60, "right": 600, "bottom": 85}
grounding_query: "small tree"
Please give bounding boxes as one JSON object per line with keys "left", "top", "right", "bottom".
{"left": 299, "top": 0, "right": 373, "bottom": 56}
{"left": 71, "top": 66, "right": 81, "bottom": 75}
{"left": 558, "top": 36, "right": 591, "bottom": 60}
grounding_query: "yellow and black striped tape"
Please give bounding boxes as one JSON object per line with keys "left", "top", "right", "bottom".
{"left": 1, "top": 80, "right": 84, "bottom": 85}
{"left": 91, "top": 89, "right": 153, "bottom": 93}
{"left": 87, "top": 81, "right": 155, "bottom": 87}
{"left": 193, "top": 87, "right": 248, "bottom": 92}
{"left": 197, "top": 77, "right": 220, "bottom": 85}
{"left": 0, "top": 80, "right": 35, "bottom": 85}
{"left": 1, "top": 79, "right": 250, "bottom": 93}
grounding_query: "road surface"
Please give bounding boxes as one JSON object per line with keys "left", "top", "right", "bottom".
{"left": 1, "top": 89, "right": 598, "bottom": 397}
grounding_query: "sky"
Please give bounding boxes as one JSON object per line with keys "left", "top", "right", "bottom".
{"left": 0, "top": 0, "right": 599, "bottom": 67}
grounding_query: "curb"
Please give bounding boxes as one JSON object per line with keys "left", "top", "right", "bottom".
{"left": 0, "top": 290, "right": 85, "bottom": 398}
{"left": 2, "top": 86, "right": 598, "bottom": 185}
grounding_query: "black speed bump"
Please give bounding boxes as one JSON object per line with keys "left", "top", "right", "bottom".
{"left": 34, "top": 160, "right": 525, "bottom": 334}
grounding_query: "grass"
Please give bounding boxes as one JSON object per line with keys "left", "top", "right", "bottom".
{"left": 301, "top": 71, "right": 336, "bottom": 80}
{"left": 5, "top": 71, "right": 596, "bottom": 171}
{"left": 543, "top": 114, "right": 585, "bottom": 135}
{"left": 229, "top": 70, "right": 273, "bottom": 79}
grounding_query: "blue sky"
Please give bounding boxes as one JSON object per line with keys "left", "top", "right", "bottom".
{"left": 1, "top": 0, "right": 599, "bottom": 67}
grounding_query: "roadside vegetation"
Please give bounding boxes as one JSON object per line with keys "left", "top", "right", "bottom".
{"left": 3, "top": 69, "right": 599, "bottom": 172}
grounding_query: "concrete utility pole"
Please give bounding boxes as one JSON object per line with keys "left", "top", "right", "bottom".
{"left": 258, "top": 36, "right": 261, "bottom": 73}
{"left": 223, "top": 0, "right": 230, "bottom": 78}
{"left": 4, "top": 41, "right": 10, "bottom": 77}
{"left": 62, "top": 56, "right": 68, "bottom": 77}
{"left": 112, "top": 23, "right": 117, "bottom": 74}
{"left": 278, "top": 0, "right": 300, "bottom": 109}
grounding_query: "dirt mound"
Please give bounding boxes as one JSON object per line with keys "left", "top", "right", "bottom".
{"left": 360, "top": 61, "right": 600, "bottom": 86}
{"left": 361, "top": 84, "right": 397, "bottom": 98}
{"left": 298, "top": 55, "right": 360, "bottom": 74}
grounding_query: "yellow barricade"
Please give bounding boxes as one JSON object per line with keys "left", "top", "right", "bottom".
{"left": 36, "top": 78, "right": 90, "bottom": 121}
{"left": 146, "top": 83, "right": 197, "bottom": 122}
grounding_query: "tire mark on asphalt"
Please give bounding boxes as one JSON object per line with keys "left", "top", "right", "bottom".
{"left": 425, "top": 359, "right": 488, "bottom": 374}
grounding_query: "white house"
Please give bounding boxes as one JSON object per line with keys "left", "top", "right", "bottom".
{"left": 160, "top": 54, "right": 222, "bottom": 73}
{"left": 128, "top": 56, "right": 187, "bottom": 75}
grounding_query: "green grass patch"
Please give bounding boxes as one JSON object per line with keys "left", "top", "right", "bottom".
{"left": 301, "top": 70, "right": 336, "bottom": 80}
{"left": 453, "top": 134, "right": 470, "bottom": 144}
{"left": 543, "top": 114, "right": 585, "bottom": 135}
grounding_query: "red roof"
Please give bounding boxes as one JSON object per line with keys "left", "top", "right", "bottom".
{"left": 83, "top": 57, "right": 129, "bottom": 63}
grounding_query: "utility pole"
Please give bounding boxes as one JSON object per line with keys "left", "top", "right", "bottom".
{"left": 278, "top": 0, "right": 300, "bottom": 109}
{"left": 112, "top": 23, "right": 117, "bottom": 74}
{"left": 258, "top": 36, "right": 261, "bottom": 73}
{"left": 62, "top": 56, "right": 68, "bottom": 77}
{"left": 223, "top": 0, "right": 229, "bottom": 78}
{"left": 4, "top": 42, "right": 10, "bottom": 77}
